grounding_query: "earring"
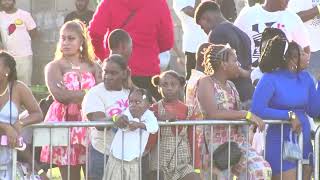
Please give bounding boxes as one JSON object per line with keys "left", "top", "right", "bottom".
{"left": 5, "top": 73, "right": 8, "bottom": 77}
{"left": 80, "top": 46, "right": 83, "bottom": 52}
{"left": 291, "top": 65, "right": 297, "bottom": 71}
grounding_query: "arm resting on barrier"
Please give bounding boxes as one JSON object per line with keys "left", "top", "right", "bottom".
{"left": 86, "top": 112, "right": 112, "bottom": 131}
{"left": 251, "top": 75, "right": 290, "bottom": 120}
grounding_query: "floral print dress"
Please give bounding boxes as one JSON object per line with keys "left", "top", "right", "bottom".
{"left": 40, "top": 71, "right": 96, "bottom": 166}
{"left": 199, "top": 78, "right": 272, "bottom": 180}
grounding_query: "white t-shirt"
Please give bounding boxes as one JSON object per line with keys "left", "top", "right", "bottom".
{"left": 110, "top": 109, "right": 158, "bottom": 161}
{"left": 288, "top": 0, "right": 320, "bottom": 52}
{"left": 173, "top": 0, "right": 207, "bottom": 53}
{"left": 82, "top": 83, "right": 130, "bottom": 154}
{"left": 234, "top": 5, "right": 310, "bottom": 64}
{"left": 0, "top": 9, "right": 36, "bottom": 57}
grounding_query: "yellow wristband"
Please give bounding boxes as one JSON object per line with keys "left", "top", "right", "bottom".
{"left": 38, "top": 169, "right": 44, "bottom": 175}
{"left": 317, "top": 4, "right": 320, "bottom": 15}
{"left": 246, "top": 111, "right": 252, "bottom": 121}
{"left": 112, "top": 115, "right": 118, "bottom": 122}
{"left": 194, "top": 169, "right": 201, "bottom": 174}
{"left": 84, "top": 89, "right": 89, "bottom": 94}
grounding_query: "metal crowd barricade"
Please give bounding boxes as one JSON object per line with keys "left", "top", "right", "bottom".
{"left": 6, "top": 120, "right": 308, "bottom": 180}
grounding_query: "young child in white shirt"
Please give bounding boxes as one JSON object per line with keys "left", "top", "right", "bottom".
{"left": 103, "top": 88, "right": 159, "bottom": 180}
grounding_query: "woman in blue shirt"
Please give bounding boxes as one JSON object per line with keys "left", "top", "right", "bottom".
{"left": 251, "top": 35, "right": 320, "bottom": 180}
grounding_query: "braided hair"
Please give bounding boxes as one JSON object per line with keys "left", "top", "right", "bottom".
{"left": 202, "top": 44, "right": 231, "bottom": 75}
{"left": 259, "top": 36, "right": 301, "bottom": 73}
{"left": 0, "top": 51, "right": 18, "bottom": 83}
{"left": 260, "top": 28, "right": 287, "bottom": 54}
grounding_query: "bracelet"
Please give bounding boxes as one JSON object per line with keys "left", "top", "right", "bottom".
{"left": 194, "top": 169, "right": 201, "bottom": 174}
{"left": 17, "top": 120, "right": 24, "bottom": 126}
{"left": 245, "top": 111, "right": 252, "bottom": 121}
{"left": 37, "top": 169, "right": 44, "bottom": 175}
{"left": 112, "top": 115, "right": 118, "bottom": 122}
{"left": 317, "top": 4, "right": 320, "bottom": 15}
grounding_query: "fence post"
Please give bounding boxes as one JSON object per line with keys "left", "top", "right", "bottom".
{"left": 315, "top": 128, "right": 320, "bottom": 180}
{"left": 11, "top": 149, "right": 17, "bottom": 180}
{"left": 297, "top": 133, "right": 303, "bottom": 180}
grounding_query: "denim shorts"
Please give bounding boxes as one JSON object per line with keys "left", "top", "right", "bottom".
{"left": 88, "top": 145, "right": 108, "bottom": 180}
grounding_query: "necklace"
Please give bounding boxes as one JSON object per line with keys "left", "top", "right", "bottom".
{"left": 0, "top": 86, "right": 8, "bottom": 97}
{"left": 70, "top": 62, "right": 81, "bottom": 70}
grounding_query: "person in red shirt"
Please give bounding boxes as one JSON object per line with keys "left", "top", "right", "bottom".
{"left": 89, "top": 0, "right": 174, "bottom": 100}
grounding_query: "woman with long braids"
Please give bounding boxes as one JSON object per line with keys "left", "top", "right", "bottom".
{"left": 251, "top": 35, "right": 320, "bottom": 180}
{"left": 0, "top": 51, "right": 43, "bottom": 179}
{"left": 197, "top": 44, "right": 271, "bottom": 179}
{"left": 40, "top": 20, "right": 101, "bottom": 180}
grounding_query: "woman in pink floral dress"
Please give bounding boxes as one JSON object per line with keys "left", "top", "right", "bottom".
{"left": 40, "top": 20, "right": 101, "bottom": 180}
{"left": 197, "top": 44, "right": 271, "bottom": 179}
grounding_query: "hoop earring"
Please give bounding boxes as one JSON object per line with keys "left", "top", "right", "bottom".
{"left": 80, "top": 46, "right": 83, "bottom": 52}
{"left": 5, "top": 73, "right": 8, "bottom": 77}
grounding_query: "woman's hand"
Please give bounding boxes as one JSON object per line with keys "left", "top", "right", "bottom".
{"left": 128, "top": 121, "right": 145, "bottom": 131}
{"left": 291, "top": 117, "right": 301, "bottom": 134}
{"left": 248, "top": 113, "right": 265, "bottom": 132}
{"left": 12, "top": 121, "right": 23, "bottom": 134}
{"left": 4, "top": 125, "right": 19, "bottom": 148}
{"left": 114, "top": 114, "right": 130, "bottom": 129}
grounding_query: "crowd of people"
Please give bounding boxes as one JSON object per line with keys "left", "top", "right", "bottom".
{"left": 0, "top": 0, "right": 320, "bottom": 179}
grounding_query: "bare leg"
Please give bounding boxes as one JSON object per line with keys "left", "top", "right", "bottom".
{"left": 182, "top": 172, "right": 201, "bottom": 180}
{"left": 303, "top": 165, "right": 312, "bottom": 180}
{"left": 59, "top": 165, "right": 82, "bottom": 180}
{"left": 272, "top": 168, "right": 296, "bottom": 180}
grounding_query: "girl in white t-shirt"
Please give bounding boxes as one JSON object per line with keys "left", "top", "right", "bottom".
{"left": 103, "top": 88, "right": 159, "bottom": 180}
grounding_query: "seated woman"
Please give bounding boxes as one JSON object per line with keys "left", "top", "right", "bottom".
{"left": 251, "top": 35, "right": 320, "bottom": 180}
{"left": 197, "top": 44, "right": 271, "bottom": 179}
{"left": 0, "top": 51, "right": 43, "bottom": 179}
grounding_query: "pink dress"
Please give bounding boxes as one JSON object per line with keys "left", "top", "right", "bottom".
{"left": 40, "top": 71, "right": 96, "bottom": 166}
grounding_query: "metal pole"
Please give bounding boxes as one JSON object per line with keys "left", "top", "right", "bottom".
{"left": 297, "top": 133, "right": 303, "bottom": 180}
{"left": 315, "top": 127, "right": 320, "bottom": 180}
{"left": 11, "top": 149, "right": 17, "bottom": 180}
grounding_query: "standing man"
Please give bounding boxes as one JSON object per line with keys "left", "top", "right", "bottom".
{"left": 64, "top": 0, "right": 94, "bottom": 26}
{"left": 0, "top": 0, "right": 37, "bottom": 86}
{"left": 89, "top": 0, "right": 174, "bottom": 100}
{"left": 195, "top": 1, "right": 254, "bottom": 106}
{"left": 173, "top": 0, "right": 207, "bottom": 80}
{"left": 234, "top": 0, "right": 310, "bottom": 67}
{"left": 288, "top": 0, "right": 320, "bottom": 79}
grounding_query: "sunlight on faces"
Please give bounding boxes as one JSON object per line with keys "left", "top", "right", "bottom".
{"left": 59, "top": 28, "right": 83, "bottom": 57}
{"left": 102, "top": 61, "right": 126, "bottom": 90}
{"left": 159, "top": 74, "right": 182, "bottom": 100}
{"left": 128, "top": 91, "right": 150, "bottom": 119}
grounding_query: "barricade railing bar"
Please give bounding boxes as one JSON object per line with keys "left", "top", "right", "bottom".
{"left": 3, "top": 119, "right": 310, "bottom": 180}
